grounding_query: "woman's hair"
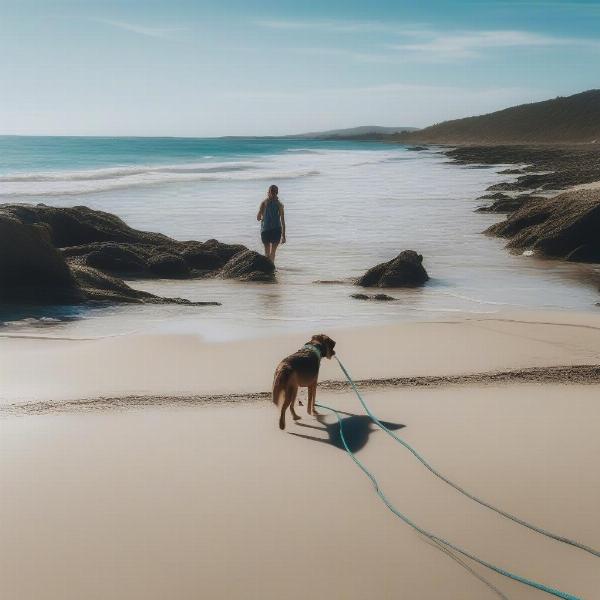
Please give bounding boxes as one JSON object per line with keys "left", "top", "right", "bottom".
{"left": 267, "top": 184, "right": 279, "bottom": 200}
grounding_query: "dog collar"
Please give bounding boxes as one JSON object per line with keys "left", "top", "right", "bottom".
{"left": 303, "top": 343, "right": 322, "bottom": 360}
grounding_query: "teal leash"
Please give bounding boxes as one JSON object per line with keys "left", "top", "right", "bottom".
{"left": 315, "top": 400, "right": 582, "bottom": 600}
{"left": 334, "top": 355, "right": 600, "bottom": 559}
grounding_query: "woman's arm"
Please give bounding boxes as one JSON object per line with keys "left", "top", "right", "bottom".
{"left": 280, "top": 204, "right": 286, "bottom": 243}
{"left": 256, "top": 201, "right": 265, "bottom": 221}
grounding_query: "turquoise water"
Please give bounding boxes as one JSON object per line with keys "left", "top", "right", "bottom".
{"left": 0, "top": 136, "right": 598, "bottom": 340}
{"left": 0, "top": 135, "right": 383, "bottom": 177}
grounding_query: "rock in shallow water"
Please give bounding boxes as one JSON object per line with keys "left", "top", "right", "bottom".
{"left": 350, "top": 293, "right": 396, "bottom": 301}
{"left": 356, "top": 250, "right": 429, "bottom": 288}
{"left": 0, "top": 203, "right": 242, "bottom": 306}
{"left": 218, "top": 249, "right": 276, "bottom": 282}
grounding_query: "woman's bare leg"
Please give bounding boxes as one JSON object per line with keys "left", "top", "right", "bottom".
{"left": 263, "top": 243, "right": 271, "bottom": 258}
{"left": 269, "top": 241, "right": 280, "bottom": 262}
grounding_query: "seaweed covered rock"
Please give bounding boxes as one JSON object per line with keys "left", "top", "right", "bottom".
{"left": 476, "top": 193, "right": 542, "bottom": 214}
{"left": 0, "top": 204, "right": 224, "bottom": 306}
{"left": 63, "top": 242, "right": 149, "bottom": 274}
{"left": 357, "top": 250, "right": 429, "bottom": 288}
{"left": 350, "top": 293, "right": 396, "bottom": 301}
{"left": 486, "top": 189, "right": 600, "bottom": 262}
{"left": 219, "top": 249, "right": 276, "bottom": 282}
{"left": 148, "top": 253, "right": 191, "bottom": 277}
{"left": 71, "top": 265, "right": 219, "bottom": 305}
{"left": 1, "top": 203, "right": 171, "bottom": 247}
{"left": 1, "top": 204, "right": 249, "bottom": 280}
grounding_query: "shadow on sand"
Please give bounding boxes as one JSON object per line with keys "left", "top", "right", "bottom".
{"left": 288, "top": 409, "right": 405, "bottom": 453}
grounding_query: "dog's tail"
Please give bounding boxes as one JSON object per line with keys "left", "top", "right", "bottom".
{"left": 272, "top": 365, "right": 292, "bottom": 407}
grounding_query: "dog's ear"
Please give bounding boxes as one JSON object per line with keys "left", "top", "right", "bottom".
{"left": 325, "top": 336, "right": 336, "bottom": 358}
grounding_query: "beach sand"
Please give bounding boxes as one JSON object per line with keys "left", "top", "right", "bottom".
{"left": 1, "top": 311, "right": 600, "bottom": 599}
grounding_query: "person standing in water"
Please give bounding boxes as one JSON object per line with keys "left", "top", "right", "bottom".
{"left": 257, "top": 184, "right": 286, "bottom": 263}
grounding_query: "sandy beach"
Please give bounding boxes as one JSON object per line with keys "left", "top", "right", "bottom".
{"left": 2, "top": 310, "right": 600, "bottom": 599}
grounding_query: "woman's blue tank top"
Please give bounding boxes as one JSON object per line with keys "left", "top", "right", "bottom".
{"left": 262, "top": 199, "right": 281, "bottom": 232}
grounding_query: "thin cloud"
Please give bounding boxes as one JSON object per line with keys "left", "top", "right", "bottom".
{"left": 92, "top": 18, "right": 184, "bottom": 39}
{"left": 266, "top": 19, "right": 600, "bottom": 64}
{"left": 255, "top": 19, "right": 429, "bottom": 35}
{"left": 387, "top": 30, "right": 593, "bottom": 61}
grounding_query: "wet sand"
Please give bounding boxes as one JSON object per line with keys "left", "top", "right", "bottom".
{"left": 3, "top": 310, "right": 600, "bottom": 407}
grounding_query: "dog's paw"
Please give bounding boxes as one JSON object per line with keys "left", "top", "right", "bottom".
{"left": 292, "top": 414, "right": 302, "bottom": 421}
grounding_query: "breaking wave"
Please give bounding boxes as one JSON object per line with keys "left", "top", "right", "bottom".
{"left": 0, "top": 161, "right": 321, "bottom": 197}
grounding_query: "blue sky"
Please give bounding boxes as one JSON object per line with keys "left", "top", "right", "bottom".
{"left": 1, "top": 0, "right": 599, "bottom": 136}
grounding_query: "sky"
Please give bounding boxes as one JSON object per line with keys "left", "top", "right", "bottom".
{"left": 1, "top": 0, "right": 599, "bottom": 136}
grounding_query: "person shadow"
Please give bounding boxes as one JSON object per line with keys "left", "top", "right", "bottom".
{"left": 288, "top": 409, "right": 405, "bottom": 453}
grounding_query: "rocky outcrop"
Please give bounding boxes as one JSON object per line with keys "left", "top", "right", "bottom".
{"left": 0, "top": 203, "right": 274, "bottom": 305}
{"left": 486, "top": 189, "right": 600, "bottom": 262}
{"left": 70, "top": 265, "right": 216, "bottom": 305}
{"left": 218, "top": 249, "right": 276, "bottom": 282}
{"left": 476, "top": 193, "right": 542, "bottom": 214}
{"left": 357, "top": 250, "right": 429, "bottom": 288}
{"left": 0, "top": 212, "right": 83, "bottom": 304}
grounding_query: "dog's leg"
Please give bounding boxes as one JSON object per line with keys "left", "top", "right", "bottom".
{"left": 289, "top": 389, "right": 301, "bottom": 421}
{"left": 307, "top": 383, "right": 315, "bottom": 415}
{"left": 308, "top": 383, "right": 321, "bottom": 416}
{"left": 279, "top": 385, "right": 296, "bottom": 430}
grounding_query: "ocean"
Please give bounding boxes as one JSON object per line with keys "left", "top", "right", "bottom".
{"left": 1, "top": 135, "right": 598, "bottom": 340}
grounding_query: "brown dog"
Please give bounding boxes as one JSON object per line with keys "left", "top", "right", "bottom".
{"left": 272, "top": 334, "right": 336, "bottom": 430}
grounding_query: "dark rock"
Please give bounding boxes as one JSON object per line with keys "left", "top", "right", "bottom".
{"left": 71, "top": 265, "right": 219, "bottom": 305}
{"left": 1, "top": 203, "right": 171, "bottom": 247}
{"left": 0, "top": 204, "right": 224, "bottom": 307}
{"left": 0, "top": 213, "right": 83, "bottom": 304}
{"left": 148, "top": 253, "right": 191, "bottom": 277}
{"left": 72, "top": 242, "right": 149, "bottom": 274}
{"left": 357, "top": 250, "right": 429, "bottom": 288}
{"left": 219, "top": 249, "right": 276, "bottom": 282}
{"left": 478, "top": 192, "right": 510, "bottom": 201}
{"left": 565, "top": 245, "right": 600, "bottom": 263}
{"left": 498, "top": 168, "right": 525, "bottom": 175}
{"left": 180, "top": 244, "right": 225, "bottom": 270}
{"left": 351, "top": 293, "right": 396, "bottom": 301}
{"left": 486, "top": 189, "right": 600, "bottom": 262}
{"left": 2, "top": 203, "right": 246, "bottom": 279}
{"left": 476, "top": 194, "right": 542, "bottom": 214}
{"left": 202, "top": 239, "right": 246, "bottom": 262}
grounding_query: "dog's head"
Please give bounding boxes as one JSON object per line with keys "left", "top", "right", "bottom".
{"left": 309, "top": 334, "right": 336, "bottom": 359}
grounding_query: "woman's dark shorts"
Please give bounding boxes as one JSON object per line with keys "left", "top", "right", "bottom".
{"left": 261, "top": 227, "right": 282, "bottom": 244}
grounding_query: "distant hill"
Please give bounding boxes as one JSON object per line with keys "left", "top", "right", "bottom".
{"left": 399, "top": 90, "right": 600, "bottom": 145}
{"left": 292, "top": 125, "right": 418, "bottom": 139}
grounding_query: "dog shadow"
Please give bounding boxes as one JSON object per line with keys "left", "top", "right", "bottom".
{"left": 288, "top": 410, "right": 405, "bottom": 453}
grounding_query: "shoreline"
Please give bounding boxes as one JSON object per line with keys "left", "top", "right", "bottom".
{"left": 4, "top": 363, "right": 600, "bottom": 416}
{"left": 3, "top": 309, "right": 600, "bottom": 407}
